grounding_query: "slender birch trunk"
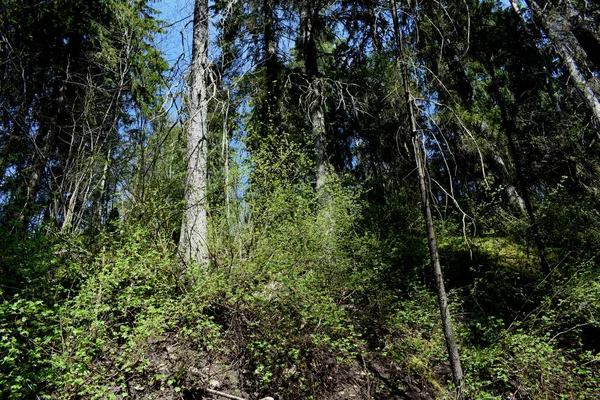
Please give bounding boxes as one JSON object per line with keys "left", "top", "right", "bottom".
{"left": 391, "top": 1, "right": 464, "bottom": 394}
{"left": 179, "top": 0, "right": 210, "bottom": 266}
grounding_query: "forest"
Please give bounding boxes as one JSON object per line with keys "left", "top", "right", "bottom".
{"left": 1, "top": 0, "right": 599, "bottom": 398}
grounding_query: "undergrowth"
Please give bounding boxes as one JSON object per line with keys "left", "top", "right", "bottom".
{"left": 1, "top": 180, "right": 599, "bottom": 399}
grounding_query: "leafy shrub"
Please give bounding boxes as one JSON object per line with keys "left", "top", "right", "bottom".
{"left": 219, "top": 179, "right": 373, "bottom": 397}
{"left": 0, "top": 294, "right": 59, "bottom": 398}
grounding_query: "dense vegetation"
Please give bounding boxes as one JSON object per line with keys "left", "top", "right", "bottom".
{"left": 1, "top": 0, "right": 599, "bottom": 398}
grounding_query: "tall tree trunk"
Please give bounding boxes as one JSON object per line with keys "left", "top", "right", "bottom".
{"left": 300, "top": 4, "right": 328, "bottom": 195}
{"left": 263, "top": 0, "right": 279, "bottom": 109}
{"left": 555, "top": 0, "right": 600, "bottom": 72}
{"left": 523, "top": 0, "right": 600, "bottom": 129}
{"left": 179, "top": 0, "right": 210, "bottom": 266}
{"left": 391, "top": 1, "right": 464, "bottom": 394}
{"left": 12, "top": 112, "right": 58, "bottom": 233}
{"left": 310, "top": 80, "right": 328, "bottom": 194}
{"left": 259, "top": 0, "right": 282, "bottom": 145}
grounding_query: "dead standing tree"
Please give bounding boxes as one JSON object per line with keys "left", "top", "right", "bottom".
{"left": 391, "top": 0, "right": 464, "bottom": 395}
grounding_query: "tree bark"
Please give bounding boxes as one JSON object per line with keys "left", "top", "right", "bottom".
{"left": 12, "top": 95, "right": 59, "bottom": 233}
{"left": 391, "top": 1, "right": 464, "bottom": 394}
{"left": 523, "top": 0, "right": 600, "bottom": 129}
{"left": 258, "top": 0, "right": 282, "bottom": 145}
{"left": 179, "top": 0, "right": 210, "bottom": 266}
{"left": 263, "top": 0, "right": 279, "bottom": 106}
{"left": 300, "top": 4, "right": 328, "bottom": 195}
{"left": 310, "top": 80, "right": 328, "bottom": 193}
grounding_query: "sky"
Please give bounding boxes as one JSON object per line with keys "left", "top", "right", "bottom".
{"left": 153, "top": 0, "right": 194, "bottom": 67}
{"left": 152, "top": 0, "right": 514, "bottom": 71}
